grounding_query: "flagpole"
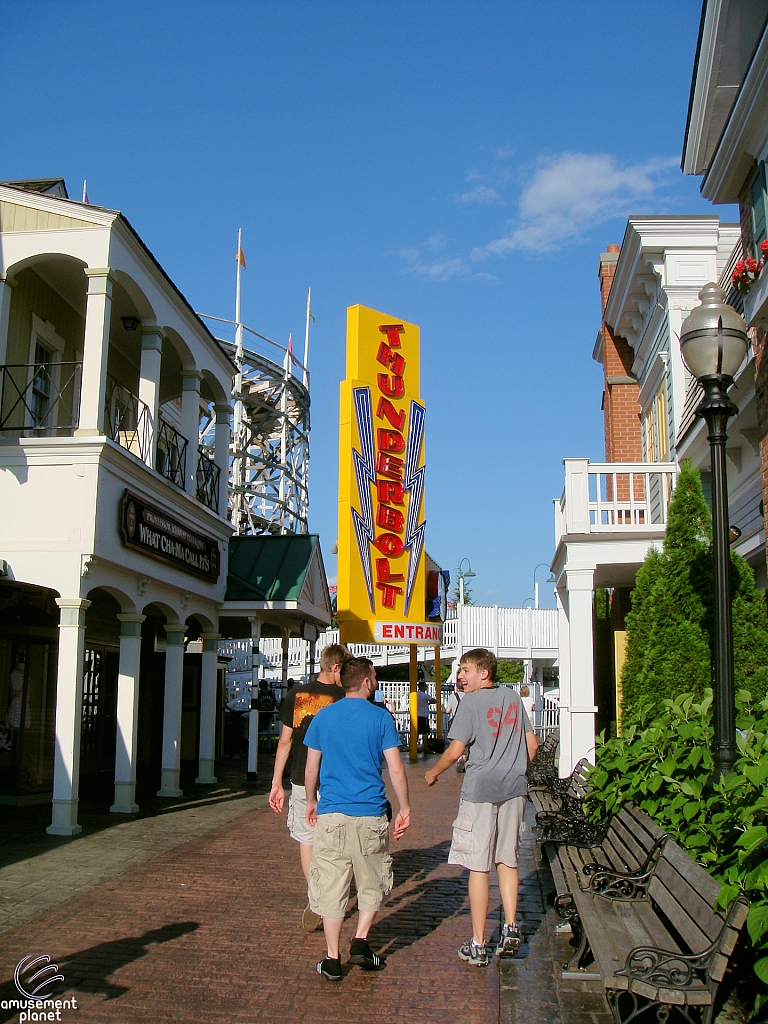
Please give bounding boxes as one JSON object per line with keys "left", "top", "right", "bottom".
{"left": 82, "top": 180, "right": 87, "bottom": 203}
{"left": 235, "top": 228, "right": 244, "bottom": 365}
{"left": 302, "top": 287, "right": 311, "bottom": 389}
{"left": 232, "top": 228, "right": 244, "bottom": 532}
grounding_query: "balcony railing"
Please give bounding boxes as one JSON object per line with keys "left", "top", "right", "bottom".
{"left": 196, "top": 445, "right": 220, "bottom": 511}
{"left": 0, "top": 362, "right": 82, "bottom": 437}
{"left": 557, "top": 459, "right": 678, "bottom": 541}
{"left": 156, "top": 419, "right": 187, "bottom": 489}
{"left": 104, "top": 375, "right": 153, "bottom": 463}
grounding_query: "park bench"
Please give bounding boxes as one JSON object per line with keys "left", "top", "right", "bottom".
{"left": 527, "top": 728, "right": 560, "bottom": 788}
{"left": 541, "top": 802, "right": 749, "bottom": 1024}
{"left": 528, "top": 757, "right": 603, "bottom": 845}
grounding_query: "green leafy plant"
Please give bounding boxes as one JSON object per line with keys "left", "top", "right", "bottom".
{"left": 585, "top": 690, "right": 768, "bottom": 1018}
{"left": 496, "top": 659, "right": 524, "bottom": 684}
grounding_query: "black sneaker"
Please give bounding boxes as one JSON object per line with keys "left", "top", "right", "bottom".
{"left": 458, "top": 938, "right": 488, "bottom": 966}
{"left": 316, "top": 956, "right": 342, "bottom": 981}
{"left": 495, "top": 923, "right": 521, "bottom": 957}
{"left": 349, "top": 938, "right": 385, "bottom": 971}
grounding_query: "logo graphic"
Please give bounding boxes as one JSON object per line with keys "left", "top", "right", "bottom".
{"left": 402, "top": 399, "right": 425, "bottom": 614}
{"left": 351, "top": 386, "right": 376, "bottom": 611}
{"left": 14, "top": 954, "right": 64, "bottom": 1001}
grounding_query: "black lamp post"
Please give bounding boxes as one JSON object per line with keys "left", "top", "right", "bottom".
{"left": 679, "top": 283, "right": 749, "bottom": 780}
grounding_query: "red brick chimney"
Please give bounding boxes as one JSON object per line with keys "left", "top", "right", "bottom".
{"left": 597, "top": 245, "right": 642, "bottom": 463}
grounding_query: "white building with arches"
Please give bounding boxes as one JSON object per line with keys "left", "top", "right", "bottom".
{"left": 0, "top": 178, "right": 236, "bottom": 834}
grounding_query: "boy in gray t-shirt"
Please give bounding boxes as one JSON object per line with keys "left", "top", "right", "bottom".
{"left": 425, "top": 648, "right": 538, "bottom": 966}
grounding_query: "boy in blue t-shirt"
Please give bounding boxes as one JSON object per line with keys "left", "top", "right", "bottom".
{"left": 304, "top": 657, "right": 411, "bottom": 981}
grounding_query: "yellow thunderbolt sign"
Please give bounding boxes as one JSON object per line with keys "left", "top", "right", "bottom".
{"left": 338, "top": 305, "right": 434, "bottom": 645}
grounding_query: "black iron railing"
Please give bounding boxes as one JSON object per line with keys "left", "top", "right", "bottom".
{"left": 156, "top": 419, "right": 187, "bottom": 489}
{"left": 104, "top": 375, "right": 153, "bottom": 462}
{"left": 196, "top": 445, "right": 221, "bottom": 511}
{"left": 0, "top": 362, "right": 82, "bottom": 436}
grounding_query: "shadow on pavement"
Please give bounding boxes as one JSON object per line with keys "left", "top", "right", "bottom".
{"left": 370, "top": 839, "right": 470, "bottom": 956}
{"left": 0, "top": 921, "right": 200, "bottom": 1022}
{"left": 0, "top": 758, "right": 274, "bottom": 871}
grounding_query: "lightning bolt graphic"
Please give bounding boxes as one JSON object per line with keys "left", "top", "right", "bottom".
{"left": 403, "top": 400, "right": 426, "bottom": 614}
{"left": 351, "top": 386, "right": 376, "bottom": 612}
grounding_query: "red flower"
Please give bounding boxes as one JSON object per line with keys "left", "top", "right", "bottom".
{"left": 747, "top": 257, "right": 759, "bottom": 271}
{"left": 760, "top": 239, "right": 768, "bottom": 254}
{"left": 735, "top": 260, "right": 746, "bottom": 274}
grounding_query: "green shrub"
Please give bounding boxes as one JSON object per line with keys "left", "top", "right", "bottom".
{"left": 585, "top": 690, "right": 768, "bottom": 1018}
{"left": 621, "top": 462, "right": 768, "bottom": 715}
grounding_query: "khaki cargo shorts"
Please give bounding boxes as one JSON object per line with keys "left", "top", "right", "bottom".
{"left": 287, "top": 784, "right": 315, "bottom": 845}
{"left": 448, "top": 796, "right": 526, "bottom": 872}
{"left": 308, "top": 811, "right": 394, "bottom": 919}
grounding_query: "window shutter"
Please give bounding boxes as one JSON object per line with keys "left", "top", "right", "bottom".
{"left": 750, "top": 163, "right": 767, "bottom": 254}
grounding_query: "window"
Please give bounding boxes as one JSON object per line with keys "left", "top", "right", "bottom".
{"left": 644, "top": 383, "right": 668, "bottom": 463}
{"left": 655, "top": 386, "right": 668, "bottom": 461}
{"left": 30, "top": 342, "right": 53, "bottom": 430}
{"left": 750, "top": 162, "right": 768, "bottom": 256}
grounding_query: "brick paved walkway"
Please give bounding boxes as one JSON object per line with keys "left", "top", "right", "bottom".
{"left": 0, "top": 762, "right": 268, "bottom": 935}
{"left": 0, "top": 758, "right": 502, "bottom": 1024}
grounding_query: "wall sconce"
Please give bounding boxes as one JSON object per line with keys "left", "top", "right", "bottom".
{"left": 121, "top": 316, "right": 140, "bottom": 331}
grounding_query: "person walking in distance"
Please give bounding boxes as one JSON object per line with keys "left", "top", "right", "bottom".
{"left": 304, "top": 657, "right": 411, "bottom": 981}
{"left": 416, "top": 680, "right": 436, "bottom": 752}
{"left": 425, "top": 648, "right": 538, "bottom": 966}
{"left": 268, "top": 643, "right": 350, "bottom": 931}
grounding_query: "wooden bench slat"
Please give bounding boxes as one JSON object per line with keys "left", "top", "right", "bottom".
{"left": 662, "top": 841, "right": 721, "bottom": 907}
{"left": 651, "top": 872, "right": 724, "bottom": 950}
{"left": 655, "top": 853, "right": 722, "bottom": 930}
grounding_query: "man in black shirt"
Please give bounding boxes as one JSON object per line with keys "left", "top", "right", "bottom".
{"left": 269, "top": 643, "right": 350, "bottom": 930}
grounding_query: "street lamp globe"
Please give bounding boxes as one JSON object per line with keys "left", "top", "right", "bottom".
{"left": 679, "top": 283, "right": 748, "bottom": 381}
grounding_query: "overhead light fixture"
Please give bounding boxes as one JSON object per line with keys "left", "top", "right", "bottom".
{"left": 121, "top": 316, "right": 140, "bottom": 331}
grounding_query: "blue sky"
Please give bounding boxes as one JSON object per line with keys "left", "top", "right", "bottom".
{"left": 2, "top": 1, "right": 735, "bottom": 607}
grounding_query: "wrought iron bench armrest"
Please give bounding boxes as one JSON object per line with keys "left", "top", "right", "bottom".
{"left": 580, "top": 834, "right": 670, "bottom": 899}
{"left": 616, "top": 895, "right": 750, "bottom": 989}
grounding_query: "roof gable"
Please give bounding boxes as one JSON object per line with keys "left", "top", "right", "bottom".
{"left": 226, "top": 534, "right": 330, "bottom": 607}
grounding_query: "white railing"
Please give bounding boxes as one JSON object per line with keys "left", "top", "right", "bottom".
{"left": 220, "top": 608, "right": 560, "bottom": 709}
{"left": 538, "top": 692, "right": 559, "bottom": 737}
{"left": 557, "top": 458, "right": 677, "bottom": 541}
{"left": 458, "top": 605, "right": 558, "bottom": 653}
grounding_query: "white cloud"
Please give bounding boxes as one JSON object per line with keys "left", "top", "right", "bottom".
{"left": 455, "top": 185, "right": 501, "bottom": 205}
{"left": 476, "top": 153, "right": 677, "bottom": 255}
{"left": 400, "top": 151, "right": 678, "bottom": 279}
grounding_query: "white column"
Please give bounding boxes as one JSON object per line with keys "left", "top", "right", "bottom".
{"left": 74, "top": 269, "right": 113, "bottom": 436}
{"left": 562, "top": 569, "right": 596, "bottom": 775}
{"left": 47, "top": 598, "right": 91, "bottom": 836}
{"left": 280, "top": 629, "right": 290, "bottom": 698}
{"left": 214, "top": 403, "right": 231, "bottom": 517}
{"left": 157, "top": 623, "right": 186, "bottom": 797}
{"left": 139, "top": 328, "right": 164, "bottom": 469}
{"left": 111, "top": 613, "right": 146, "bottom": 813}
{"left": 196, "top": 632, "right": 220, "bottom": 784}
{"left": 556, "top": 585, "right": 571, "bottom": 777}
{"left": 181, "top": 371, "right": 202, "bottom": 496}
{"left": 247, "top": 617, "right": 261, "bottom": 782}
{"left": 0, "top": 275, "right": 16, "bottom": 366}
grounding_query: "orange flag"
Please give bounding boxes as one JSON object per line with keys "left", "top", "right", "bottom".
{"left": 236, "top": 245, "right": 246, "bottom": 269}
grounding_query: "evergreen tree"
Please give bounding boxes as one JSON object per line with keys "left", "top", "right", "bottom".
{"left": 621, "top": 461, "right": 768, "bottom": 715}
{"left": 450, "top": 563, "right": 474, "bottom": 605}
